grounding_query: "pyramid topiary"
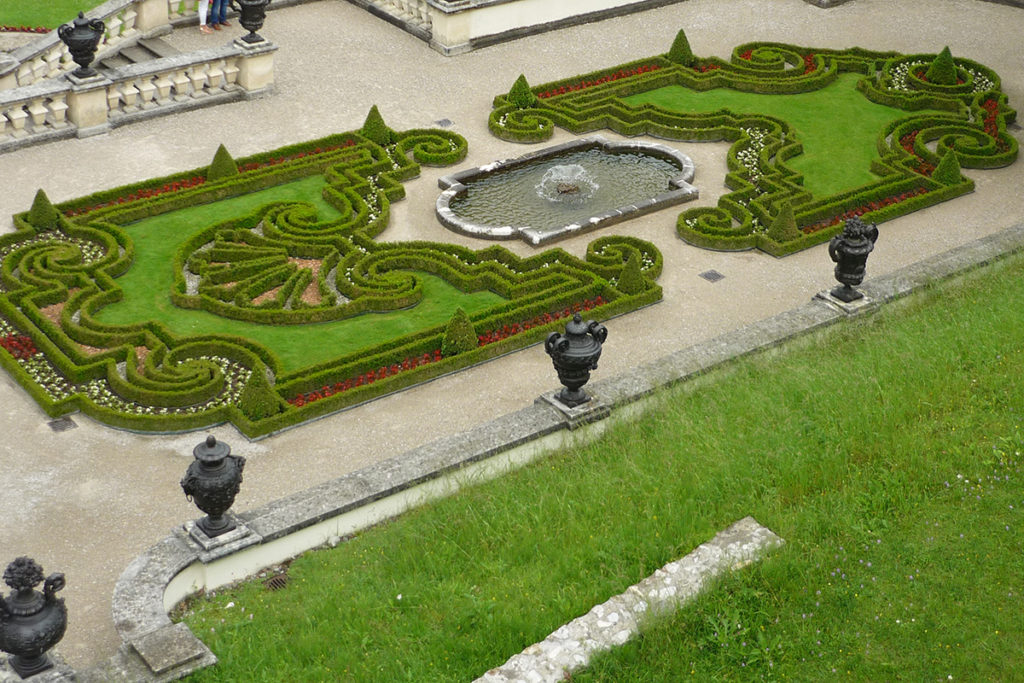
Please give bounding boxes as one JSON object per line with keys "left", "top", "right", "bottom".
{"left": 667, "top": 29, "right": 696, "bottom": 67}
{"left": 615, "top": 251, "right": 647, "bottom": 294}
{"left": 208, "top": 143, "right": 239, "bottom": 182}
{"left": 238, "top": 366, "right": 284, "bottom": 421}
{"left": 508, "top": 74, "right": 538, "bottom": 109}
{"left": 441, "top": 307, "right": 478, "bottom": 357}
{"left": 360, "top": 105, "right": 395, "bottom": 146}
{"left": 932, "top": 149, "right": 962, "bottom": 185}
{"left": 766, "top": 201, "right": 802, "bottom": 243}
{"left": 924, "top": 46, "right": 958, "bottom": 85}
{"left": 27, "top": 189, "right": 60, "bottom": 231}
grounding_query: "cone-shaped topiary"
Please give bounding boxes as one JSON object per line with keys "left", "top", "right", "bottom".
{"left": 238, "top": 366, "right": 284, "bottom": 421}
{"left": 667, "top": 29, "right": 696, "bottom": 66}
{"left": 361, "top": 105, "right": 395, "bottom": 146}
{"left": 932, "top": 149, "right": 962, "bottom": 185}
{"left": 924, "top": 46, "right": 958, "bottom": 85}
{"left": 767, "top": 201, "right": 802, "bottom": 243}
{"left": 208, "top": 144, "right": 239, "bottom": 182}
{"left": 508, "top": 74, "right": 538, "bottom": 109}
{"left": 27, "top": 189, "right": 60, "bottom": 231}
{"left": 441, "top": 307, "right": 478, "bottom": 357}
{"left": 615, "top": 251, "right": 647, "bottom": 294}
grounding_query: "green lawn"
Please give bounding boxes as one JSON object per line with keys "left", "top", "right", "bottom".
{"left": 93, "top": 176, "right": 504, "bottom": 374}
{"left": 624, "top": 73, "right": 938, "bottom": 197}
{"left": 0, "top": 1, "right": 97, "bottom": 29}
{"left": 178, "top": 248, "right": 1024, "bottom": 681}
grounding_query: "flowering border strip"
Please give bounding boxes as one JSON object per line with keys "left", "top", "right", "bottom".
{"left": 4, "top": 126, "right": 663, "bottom": 437}
{"left": 0, "top": 26, "right": 50, "bottom": 33}
{"left": 488, "top": 38, "right": 1018, "bottom": 256}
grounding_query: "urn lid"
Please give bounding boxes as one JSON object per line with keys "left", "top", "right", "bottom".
{"left": 564, "top": 312, "right": 588, "bottom": 337}
{"left": 194, "top": 435, "right": 230, "bottom": 464}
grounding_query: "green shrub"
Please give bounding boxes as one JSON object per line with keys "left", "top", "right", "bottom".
{"left": 667, "top": 29, "right": 696, "bottom": 67}
{"left": 441, "top": 307, "right": 478, "bottom": 357}
{"left": 361, "top": 105, "right": 394, "bottom": 146}
{"left": 238, "top": 366, "right": 284, "bottom": 420}
{"left": 767, "top": 201, "right": 801, "bottom": 242}
{"left": 932, "top": 149, "right": 962, "bottom": 185}
{"left": 615, "top": 251, "right": 647, "bottom": 294}
{"left": 208, "top": 144, "right": 239, "bottom": 182}
{"left": 925, "top": 46, "right": 957, "bottom": 85}
{"left": 508, "top": 74, "right": 538, "bottom": 109}
{"left": 27, "top": 189, "right": 60, "bottom": 231}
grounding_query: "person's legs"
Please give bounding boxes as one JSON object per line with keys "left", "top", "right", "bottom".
{"left": 198, "top": 0, "right": 212, "bottom": 33}
{"left": 210, "top": 0, "right": 225, "bottom": 26}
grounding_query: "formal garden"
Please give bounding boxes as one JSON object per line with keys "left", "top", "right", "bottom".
{"left": 0, "top": 31, "right": 1016, "bottom": 439}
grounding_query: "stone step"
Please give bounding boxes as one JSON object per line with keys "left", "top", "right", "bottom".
{"left": 99, "top": 37, "right": 181, "bottom": 70}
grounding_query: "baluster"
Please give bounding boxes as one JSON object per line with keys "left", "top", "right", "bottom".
{"left": 27, "top": 98, "right": 48, "bottom": 130}
{"left": 0, "top": 111, "right": 8, "bottom": 139}
{"left": 137, "top": 76, "right": 158, "bottom": 107}
{"left": 119, "top": 82, "right": 140, "bottom": 111}
{"left": 207, "top": 60, "right": 225, "bottom": 90}
{"left": 189, "top": 65, "right": 209, "bottom": 97}
{"left": 153, "top": 72, "right": 174, "bottom": 102}
{"left": 121, "top": 9, "right": 138, "bottom": 35}
{"left": 48, "top": 96, "right": 70, "bottom": 129}
{"left": 107, "top": 14, "right": 124, "bottom": 40}
{"left": 6, "top": 106, "right": 29, "bottom": 137}
{"left": 172, "top": 68, "right": 191, "bottom": 100}
{"left": 107, "top": 86, "right": 124, "bottom": 119}
{"left": 222, "top": 59, "right": 240, "bottom": 86}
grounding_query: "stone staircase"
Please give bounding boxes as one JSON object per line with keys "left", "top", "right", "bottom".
{"left": 97, "top": 37, "right": 179, "bottom": 70}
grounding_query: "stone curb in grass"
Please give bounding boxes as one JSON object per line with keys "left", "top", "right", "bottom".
{"left": 18, "top": 221, "right": 1022, "bottom": 682}
{"left": 475, "top": 516, "right": 784, "bottom": 683}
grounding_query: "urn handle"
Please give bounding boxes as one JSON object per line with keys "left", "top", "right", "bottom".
{"left": 57, "top": 22, "right": 72, "bottom": 43}
{"left": 587, "top": 321, "right": 608, "bottom": 344}
{"left": 43, "top": 573, "right": 66, "bottom": 602}
{"left": 544, "top": 332, "right": 569, "bottom": 356}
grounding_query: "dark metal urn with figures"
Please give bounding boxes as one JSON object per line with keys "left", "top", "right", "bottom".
{"left": 57, "top": 12, "right": 106, "bottom": 79}
{"left": 0, "top": 557, "right": 67, "bottom": 678}
{"left": 231, "top": 0, "right": 271, "bottom": 43}
{"left": 181, "top": 435, "right": 246, "bottom": 538}
{"left": 545, "top": 313, "right": 608, "bottom": 408}
{"left": 828, "top": 216, "right": 879, "bottom": 302}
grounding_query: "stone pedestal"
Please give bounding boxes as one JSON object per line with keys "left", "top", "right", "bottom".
{"left": 135, "top": 0, "right": 173, "bottom": 36}
{"left": 234, "top": 40, "right": 277, "bottom": 97}
{"left": 66, "top": 72, "right": 112, "bottom": 137}
{"left": 0, "top": 54, "right": 18, "bottom": 91}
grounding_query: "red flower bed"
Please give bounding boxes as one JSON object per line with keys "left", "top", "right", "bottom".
{"left": 803, "top": 54, "right": 816, "bottom": 75}
{"left": 477, "top": 296, "right": 605, "bottom": 346}
{"left": 693, "top": 63, "right": 721, "bottom": 73}
{"left": 898, "top": 130, "right": 935, "bottom": 176}
{"left": 0, "top": 335, "right": 38, "bottom": 359}
{"left": 63, "top": 139, "right": 358, "bottom": 218}
{"left": 739, "top": 50, "right": 753, "bottom": 61}
{"left": 536, "top": 65, "right": 661, "bottom": 99}
{"left": 287, "top": 349, "right": 443, "bottom": 407}
{"left": 0, "top": 26, "right": 49, "bottom": 34}
{"left": 981, "top": 99, "right": 1010, "bottom": 152}
{"left": 286, "top": 296, "right": 608, "bottom": 407}
{"left": 801, "top": 187, "right": 929, "bottom": 235}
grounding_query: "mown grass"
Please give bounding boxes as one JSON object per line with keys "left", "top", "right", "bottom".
{"left": 0, "top": 1, "right": 97, "bottom": 29}
{"left": 93, "top": 176, "right": 504, "bottom": 373}
{"left": 624, "top": 73, "right": 941, "bottom": 198}
{"left": 179, "top": 250, "right": 1024, "bottom": 682}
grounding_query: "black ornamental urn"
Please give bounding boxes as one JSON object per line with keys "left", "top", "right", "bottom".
{"left": 544, "top": 313, "right": 608, "bottom": 408}
{"left": 0, "top": 557, "right": 67, "bottom": 678}
{"left": 231, "top": 0, "right": 271, "bottom": 43}
{"left": 828, "top": 217, "right": 879, "bottom": 302}
{"left": 57, "top": 12, "right": 105, "bottom": 79}
{"left": 181, "top": 435, "right": 246, "bottom": 538}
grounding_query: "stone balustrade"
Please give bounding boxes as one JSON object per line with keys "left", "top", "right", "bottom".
{"left": 0, "top": 40, "right": 273, "bottom": 154}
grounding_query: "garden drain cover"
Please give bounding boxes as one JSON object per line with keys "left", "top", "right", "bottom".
{"left": 434, "top": 118, "right": 453, "bottom": 128}
{"left": 48, "top": 416, "right": 78, "bottom": 432}
{"left": 699, "top": 270, "right": 725, "bottom": 283}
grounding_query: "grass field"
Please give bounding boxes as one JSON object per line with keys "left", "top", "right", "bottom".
{"left": 624, "top": 73, "right": 940, "bottom": 198}
{"left": 177, "top": 247, "right": 1024, "bottom": 681}
{"left": 0, "top": 1, "right": 97, "bottom": 29}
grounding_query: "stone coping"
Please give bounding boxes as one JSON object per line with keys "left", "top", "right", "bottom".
{"left": 65, "top": 219, "right": 1023, "bottom": 681}
{"left": 436, "top": 135, "right": 699, "bottom": 245}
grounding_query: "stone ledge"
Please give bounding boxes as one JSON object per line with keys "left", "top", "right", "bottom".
{"left": 475, "top": 517, "right": 784, "bottom": 682}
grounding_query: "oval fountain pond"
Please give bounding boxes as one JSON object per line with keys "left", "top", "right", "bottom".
{"left": 437, "top": 136, "right": 699, "bottom": 245}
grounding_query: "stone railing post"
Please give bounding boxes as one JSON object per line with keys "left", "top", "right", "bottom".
{"left": 233, "top": 39, "right": 277, "bottom": 96}
{"left": 66, "top": 72, "right": 113, "bottom": 137}
{"left": 134, "top": 0, "right": 173, "bottom": 35}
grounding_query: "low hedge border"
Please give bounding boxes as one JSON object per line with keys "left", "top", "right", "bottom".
{"left": 488, "top": 33, "right": 1018, "bottom": 257}
{"left": 1, "top": 113, "right": 664, "bottom": 438}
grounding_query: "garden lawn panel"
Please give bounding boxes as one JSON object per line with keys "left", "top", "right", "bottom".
{"left": 1, "top": 1, "right": 96, "bottom": 29}
{"left": 624, "top": 73, "right": 942, "bottom": 197}
{"left": 92, "top": 176, "right": 504, "bottom": 374}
